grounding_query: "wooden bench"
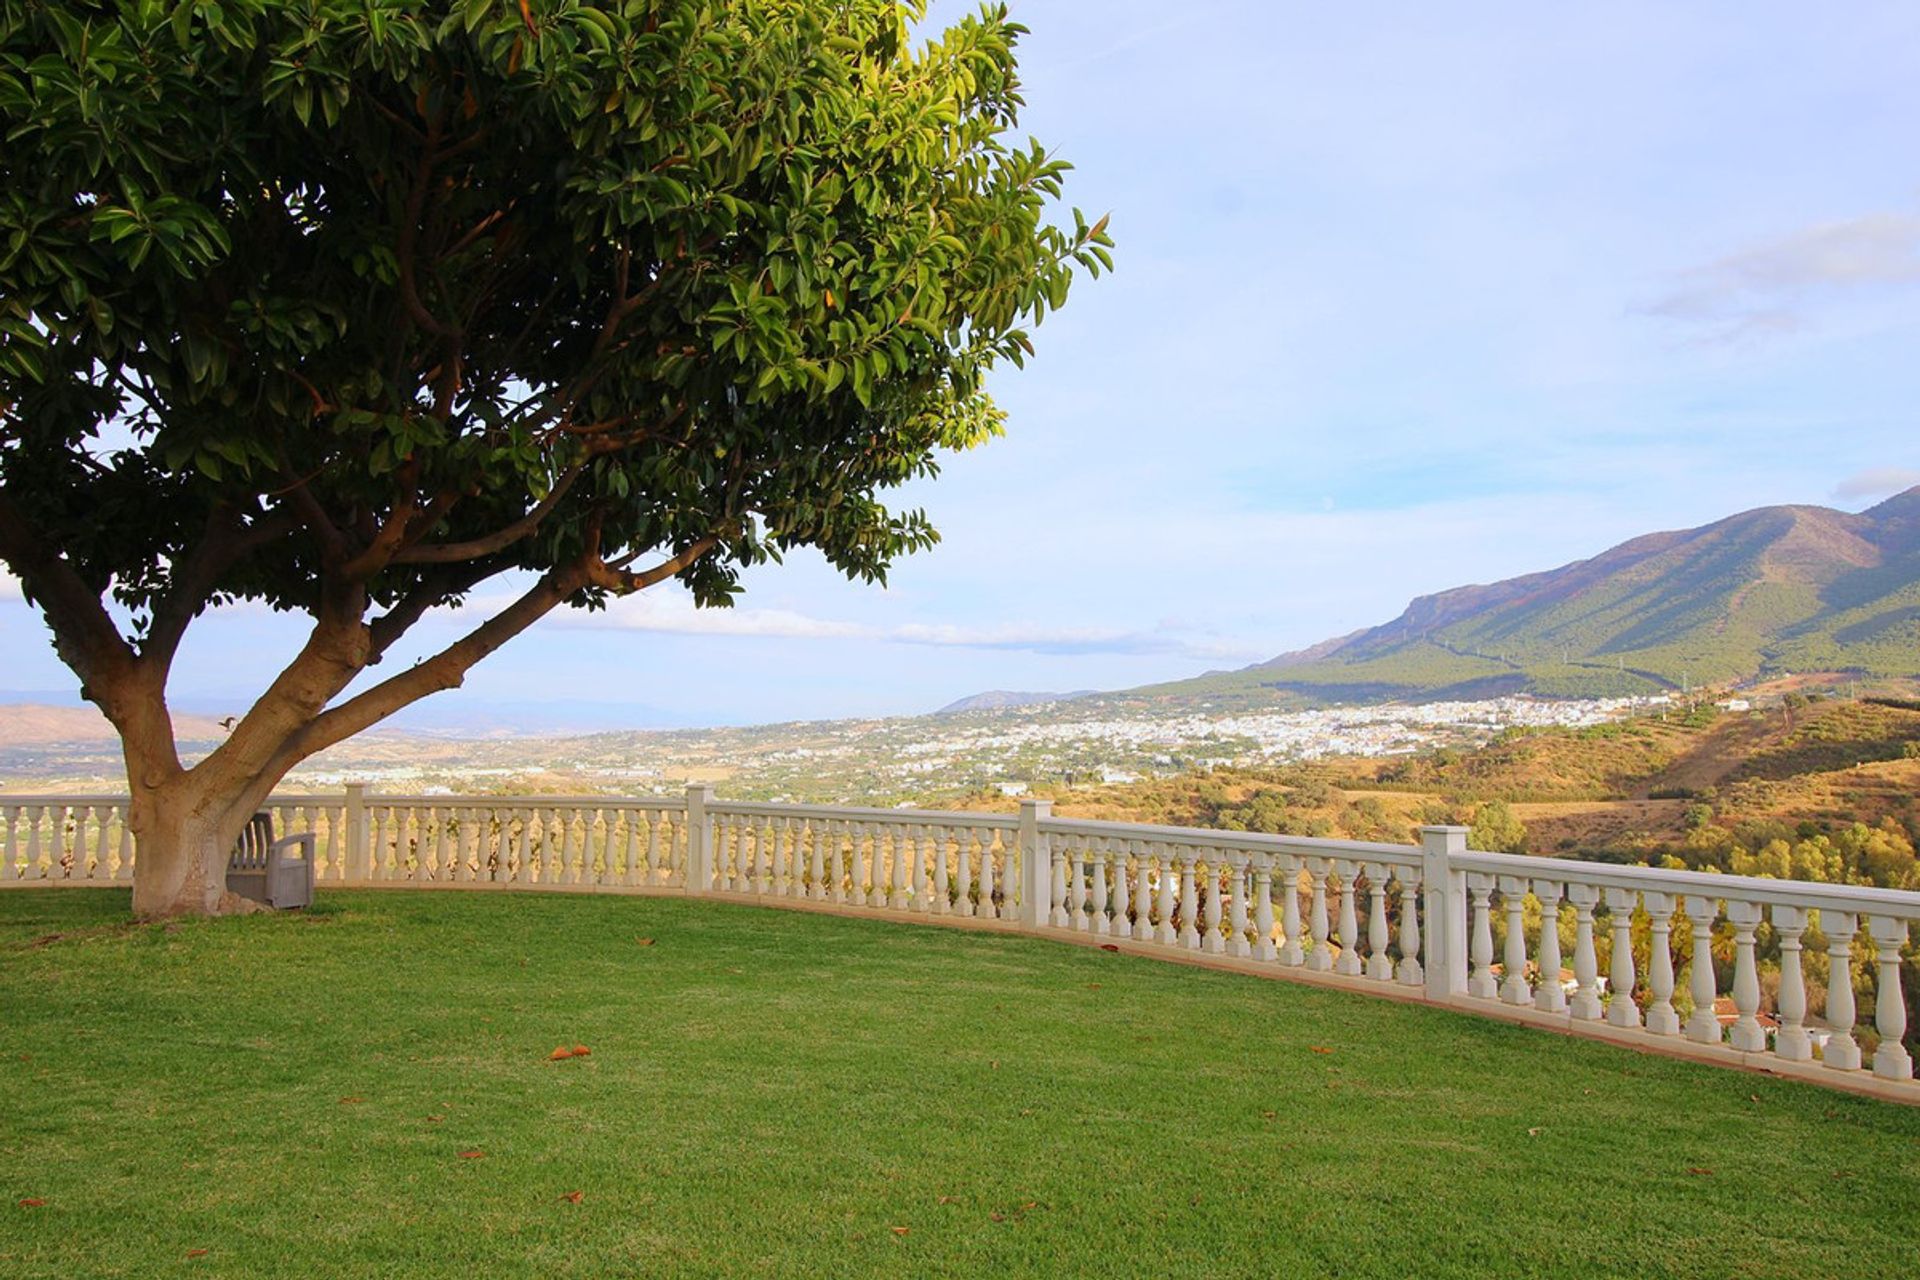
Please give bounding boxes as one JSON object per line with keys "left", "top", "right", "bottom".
{"left": 227, "top": 812, "right": 315, "bottom": 909}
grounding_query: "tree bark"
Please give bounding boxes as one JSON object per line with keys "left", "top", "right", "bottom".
{"left": 126, "top": 783, "right": 263, "bottom": 918}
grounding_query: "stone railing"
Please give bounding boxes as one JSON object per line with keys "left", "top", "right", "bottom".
{"left": 4, "top": 786, "right": 1915, "bottom": 1101}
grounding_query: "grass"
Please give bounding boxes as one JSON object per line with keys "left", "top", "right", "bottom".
{"left": 2, "top": 890, "right": 1918, "bottom": 1279}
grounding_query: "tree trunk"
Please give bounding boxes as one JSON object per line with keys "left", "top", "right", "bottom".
{"left": 127, "top": 786, "right": 262, "bottom": 918}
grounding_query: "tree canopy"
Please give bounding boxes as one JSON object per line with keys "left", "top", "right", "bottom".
{"left": 0, "top": 0, "right": 1108, "bottom": 913}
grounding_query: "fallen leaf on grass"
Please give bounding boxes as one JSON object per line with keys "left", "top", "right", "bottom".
{"left": 1309, "top": 1046, "right": 1334, "bottom": 1055}
{"left": 1527, "top": 1127, "right": 1542, "bottom": 1137}
{"left": 1100, "top": 944, "right": 1120, "bottom": 953}
{"left": 572, "top": 1045, "right": 591, "bottom": 1057}
{"left": 186, "top": 1249, "right": 208, "bottom": 1259}
{"left": 18, "top": 1198, "right": 45, "bottom": 1208}
{"left": 990, "top": 1060, "right": 999, "bottom": 1070}
{"left": 1261, "top": 1110, "right": 1276, "bottom": 1121}
{"left": 989, "top": 1212, "right": 1005, "bottom": 1223}
{"left": 337, "top": 1096, "right": 363, "bottom": 1105}
{"left": 937, "top": 1195, "right": 959, "bottom": 1205}
{"left": 890, "top": 1226, "right": 910, "bottom": 1237}
{"left": 549, "top": 1047, "right": 575, "bottom": 1061}
{"left": 1086, "top": 983, "right": 1102, "bottom": 990}
{"left": 636, "top": 937, "right": 656, "bottom": 947}
{"left": 427, "top": 1115, "right": 444, "bottom": 1123}
{"left": 459, "top": 1151, "right": 485, "bottom": 1160}
{"left": 561, "top": 1191, "right": 583, "bottom": 1204}
{"left": 1687, "top": 1167, "right": 1713, "bottom": 1176}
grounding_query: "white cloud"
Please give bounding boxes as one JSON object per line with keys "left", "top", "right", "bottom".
{"left": 1832, "top": 466, "right": 1920, "bottom": 502}
{"left": 1644, "top": 211, "right": 1920, "bottom": 343}
{"left": 556, "top": 587, "right": 1260, "bottom": 662}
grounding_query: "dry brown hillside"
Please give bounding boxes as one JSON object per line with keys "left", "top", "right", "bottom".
{"left": 0, "top": 703, "right": 227, "bottom": 747}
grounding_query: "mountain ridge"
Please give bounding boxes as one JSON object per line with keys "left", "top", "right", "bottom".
{"left": 1143, "top": 488, "right": 1920, "bottom": 705}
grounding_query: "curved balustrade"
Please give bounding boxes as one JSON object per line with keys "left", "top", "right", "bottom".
{"left": 3, "top": 787, "right": 1914, "bottom": 1098}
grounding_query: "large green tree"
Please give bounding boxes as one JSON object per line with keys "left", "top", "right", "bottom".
{"left": 0, "top": 0, "right": 1109, "bottom": 916}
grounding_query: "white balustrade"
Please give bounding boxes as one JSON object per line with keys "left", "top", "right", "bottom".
{"left": 5, "top": 789, "right": 1914, "bottom": 1097}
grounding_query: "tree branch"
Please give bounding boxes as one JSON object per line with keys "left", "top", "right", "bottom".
{"left": 141, "top": 504, "right": 300, "bottom": 670}
{"left": 391, "top": 465, "right": 582, "bottom": 565}
{"left": 0, "top": 486, "right": 135, "bottom": 690}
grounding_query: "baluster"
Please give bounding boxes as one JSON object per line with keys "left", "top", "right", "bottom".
{"left": 888, "top": 824, "right": 908, "bottom": 910}
{"left": 1110, "top": 842, "right": 1133, "bottom": 940}
{"left": 24, "top": 804, "right": 44, "bottom": 878}
{"left": 433, "top": 806, "right": 451, "bottom": 881}
{"left": 1306, "top": 861, "right": 1333, "bottom": 972}
{"left": 833, "top": 821, "right": 852, "bottom": 903}
{"left": 1129, "top": 839, "right": 1152, "bottom": 941}
{"left": 909, "top": 825, "right": 929, "bottom": 912}
{"left": 1639, "top": 893, "right": 1679, "bottom": 1035}
{"left": 976, "top": 827, "right": 996, "bottom": 920}
{"left": 807, "top": 820, "right": 827, "bottom": 902}
{"left": 1682, "top": 895, "right": 1719, "bottom": 1043}
{"left": 1066, "top": 840, "right": 1086, "bottom": 930}
{"left": 1097, "top": 841, "right": 1119, "bottom": 937}
{"left": 1202, "top": 859, "right": 1225, "bottom": 955}
{"left": 116, "top": 804, "right": 136, "bottom": 882}
{"left": 1606, "top": 887, "right": 1642, "bottom": 1029}
{"left": 741, "top": 816, "right": 759, "bottom": 894}
{"left": 1499, "top": 877, "right": 1532, "bottom": 1006}
{"left": 1049, "top": 840, "right": 1069, "bottom": 928}
{"left": 1254, "top": 860, "right": 1277, "bottom": 963}
{"left": 763, "top": 815, "right": 780, "bottom": 895}
{"left": 67, "top": 804, "right": 90, "bottom": 880}
{"left": 1153, "top": 843, "right": 1176, "bottom": 945}
{"left": 773, "top": 816, "right": 791, "bottom": 897}
{"left": 1279, "top": 856, "right": 1304, "bottom": 967}
{"left": 1229, "top": 859, "right": 1251, "bottom": 959}
{"left": 1466, "top": 874, "right": 1496, "bottom": 997}
{"left": 756, "top": 814, "right": 772, "bottom": 894}
{"left": 1531, "top": 880, "right": 1565, "bottom": 1013}
{"left": 953, "top": 829, "right": 973, "bottom": 918}
{"left": 50, "top": 804, "right": 70, "bottom": 878}
{"left": 1727, "top": 901, "right": 1766, "bottom": 1053}
{"left": 514, "top": 809, "right": 532, "bottom": 882}
{"left": 932, "top": 826, "right": 951, "bottom": 914}
{"left": 851, "top": 823, "right": 870, "bottom": 906}
{"left": 1397, "top": 867, "right": 1423, "bottom": 986}
{"left": 1178, "top": 854, "right": 1200, "bottom": 950}
{"left": 454, "top": 807, "right": 474, "bottom": 882}
{"left": 1822, "top": 911, "right": 1861, "bottom": 1070}
{"left": 570, "top": 807, "right": 588, "bottom": 884}
{"left": 618, "top": 810, "right": 637, "bottom": 886}
{"left": 1771, "top": 906, "right": 1811, "bottom": 1061}
{"left": 1, "top": 805, "right": 17, "bottom": 880}
{"left": 370, "top": 806, "right": 388, "bottom": 880}
{"left": 1332, "top": 861, "right": 1359, "bottom": 974}
{"left": 1867, "top": 916, "right": 1913, "bottom": 1080}
{"left": 646, "top": 812, "right": 663, "bottom": 884}
{"left": 1098, "top": 840, "right": 1113, "bottom": 940}
{"left": 1365, "top": 864, "right": 1392, "bottom": 981}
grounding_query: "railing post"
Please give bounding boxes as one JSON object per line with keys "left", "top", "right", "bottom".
{"left": 343, "top": 782, "right": 369, "bottom": 882}
{"left": 685, "top": 784, "right": 714, "bottom": 895}
{"left": 1018, "top": 799, "right": 1052, "bottom": 929}
{"left": 1420, "top": 825, "right": 1469, "bottom": 1001}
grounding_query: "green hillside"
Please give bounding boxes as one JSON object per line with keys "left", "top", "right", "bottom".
{"left": 1143, "top": 488, "right": 1920, "bottom": 705}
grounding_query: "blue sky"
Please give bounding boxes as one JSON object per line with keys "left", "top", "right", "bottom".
{"left": 4, "top": 1, "right": 1920, "bottom": 727}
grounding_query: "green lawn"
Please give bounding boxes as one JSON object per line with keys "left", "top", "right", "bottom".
{"left": 2, "top": 890, "right": 1916, "bottom": 1279}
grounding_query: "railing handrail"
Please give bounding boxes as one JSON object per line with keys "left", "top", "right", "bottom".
{"left": 709, "top": 799, "right": 1016, "bottom": 827}
{"left": 1040, "top": 815, "right": 1423, "bottom": 864}
{"left": 1454, "top": 848, "right": 1920, "bottom": 917}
